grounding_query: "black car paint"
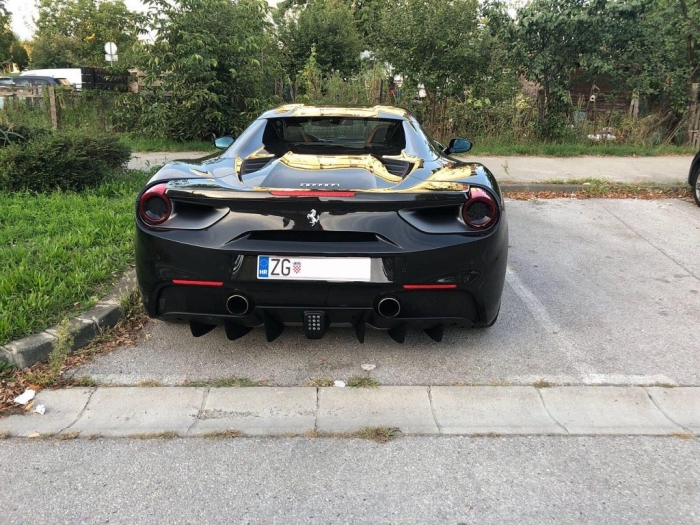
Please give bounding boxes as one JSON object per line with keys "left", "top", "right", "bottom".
{"left": 135, "top": 106, "right": 509, "bottom": 341}
{"left": 689, "top": 151, "right": 700, "bottom": 207}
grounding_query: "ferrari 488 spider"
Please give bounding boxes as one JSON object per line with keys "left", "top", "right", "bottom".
{"left": 135, "top": 105, "right": 508, "bottom": 342}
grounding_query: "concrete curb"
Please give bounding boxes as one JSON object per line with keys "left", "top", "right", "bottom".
{"left": 0, "top": 271, "right": 138, "bottom": 369}
{"left": 1, "top": 386, "right": 697, "bottom": 439}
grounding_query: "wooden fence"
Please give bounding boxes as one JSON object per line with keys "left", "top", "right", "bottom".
{"left": 0, "top": 85, "right": 59, "bottom": 128}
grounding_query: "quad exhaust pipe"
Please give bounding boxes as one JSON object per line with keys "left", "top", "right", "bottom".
{"left": 377, "top": 296, "right": 401, "bottom": 318}
{"left": 226, "top": 294, "right": 250, "bottom": 316}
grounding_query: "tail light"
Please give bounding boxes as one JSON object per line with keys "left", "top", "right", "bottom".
{"left": 462, "top": 187, "right": 498, "bottom": 229}
{"left": 138, "top": 183, "right": 172, "bottom": 225}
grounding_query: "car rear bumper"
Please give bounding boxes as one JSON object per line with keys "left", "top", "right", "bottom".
{"left": 135, "top": 213, "right": 508, "bottom": 339}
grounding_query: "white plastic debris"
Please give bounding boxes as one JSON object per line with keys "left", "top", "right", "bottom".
{"left": 587, "top": 133, "right": 616, "bottom": 141}
{"left": 361, "top": 364, "right": 376, "bottom": 372}
{"left": 35, "top": 404, "right": 46, "bottom": 415}
{"left": 333, "top": 380, "right": 346, "bottom": 388}
{"left": 13, "top": 389, "right": 36, "bottom": 405}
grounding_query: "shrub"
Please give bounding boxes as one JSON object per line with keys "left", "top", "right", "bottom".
{"left": 0, "top": 125, "right": 53, "bottom": 148}
{"left": 0, "top": 131, "right": 131, "bottom": 193}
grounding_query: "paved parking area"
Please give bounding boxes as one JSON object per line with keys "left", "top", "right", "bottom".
{"left": 73, "top": 198, "right": 700, "bottom": 387}
{"left": 2, "top": 437, "right": 699, "bottom": 524}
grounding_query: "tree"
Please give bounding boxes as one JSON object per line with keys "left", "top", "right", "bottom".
{"left": 278, "top": 0, "right": 363, "bottom": 78}
{"left": 9, "top": 41, "right": 29, "bottom": 69}
{"left": 31, "top": 0, "right": 144, "bottom": 68}
{"left": 376, "top": 0, "right": 483, "bottom": 126}
{"left": 0, "top": 0, "right": 14, "bottom": 64}
{"left": 127, "top": 0, "right": 281, "bottom": 140}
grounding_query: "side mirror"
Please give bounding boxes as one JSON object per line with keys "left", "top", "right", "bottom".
{"left": 444, "top": 138, "right": 473, "bottom": 155}
{"left": 214, "top": 136, "right": 235, "bottom": 150}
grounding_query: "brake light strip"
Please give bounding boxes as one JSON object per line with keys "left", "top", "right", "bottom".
{"left": 172, "top": 280, "right": 224, "bottom": 287}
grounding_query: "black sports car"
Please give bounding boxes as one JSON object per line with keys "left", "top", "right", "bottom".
{"left": 135, "top": 105, "right": 508, "bottom": 343}
{"left": 689, "top": 151, "right": 700, "bottom": 207}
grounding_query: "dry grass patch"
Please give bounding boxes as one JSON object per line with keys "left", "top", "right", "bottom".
{"left": 184, "top": 377, "right": 268, "bottom": 388}
{"left": 55, "top": 431, "right": 81, "bottom": 440}
{"left": 307, "top": 378, "right": 334, "bottom": 387}
{"left": 532, "top": 379, "right": 556, "bottom": 388}
{"left": 137, "top": 380, "right": 163, "bottom": 387}
{"left": 201, "top": 429, "right": 243, "bottom": 439}
{"left": 356, "top": 426, "right": 401, "bottom": 443}
{"left": 132, "top": 431, "right": 178, "bottom": 439}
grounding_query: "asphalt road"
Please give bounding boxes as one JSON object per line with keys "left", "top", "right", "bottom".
{"left": 73, "top": 198, "right": 700, "bottom": 387}
{"left": 1, "top": 436, "right": 698, "bottom": 524}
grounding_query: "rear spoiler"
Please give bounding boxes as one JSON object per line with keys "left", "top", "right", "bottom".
{"left": 165, "top": 184, "right": 468, "bottom": 212}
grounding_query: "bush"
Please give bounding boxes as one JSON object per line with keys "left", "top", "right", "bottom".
{"left": 0, "top": 125, "right": 53, "bottom": 148}
{"left": 0, "top": 131, "right": 131, "bottom": 193}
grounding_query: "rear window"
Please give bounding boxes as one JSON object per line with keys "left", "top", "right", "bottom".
{"left": 263, "top": 117, "right": 405, "bottom": 155}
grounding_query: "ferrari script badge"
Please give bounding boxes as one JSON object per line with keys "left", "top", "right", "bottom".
{"left": 307, "top": 209, "right": 319, "bottom": 226}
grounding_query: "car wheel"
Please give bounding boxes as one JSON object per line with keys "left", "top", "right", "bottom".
{"left": 692, "top": 166, "right": 700, "bottom": 207}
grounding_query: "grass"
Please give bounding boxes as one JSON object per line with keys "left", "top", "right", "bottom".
{"left": 119, "top": 134, "right": 217, "bottom": 153}
{"left": 201, "top": 429, "right": 243, "bottom": 439}
{"left": 0, "top": 170, "right": 149, "bottom": 345}
{"left": 356, "top": 427, "right": 401, "bottom": 443}
{"left": 55, "top": 431, "right": 81, "bottom": 440}
{"left": 532, "top": 379, "right": 556, "bottom": 389}
{"left": 184, "top": 377, "right": 267, "bottom": 388}
{"left": 137, "top": 380, "right": 164, "bottom": 388}
{"left": 132, "top": 431, "right": 178, "bottom": 439}
{"left": 302, "top": 427, "right": 401, "bottom": 443}
{"left": 346, "top": 376, "right": 379, "bottom": 388}
{"left": 307, "top": 378, "right": 334, "bottom": 387}
{"left": 466, "top": 137, "right": 697, "bottom": 157}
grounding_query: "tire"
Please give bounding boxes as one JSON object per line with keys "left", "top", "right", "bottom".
{"left": 692, "top": 166, "right": 700, "bottom": 208}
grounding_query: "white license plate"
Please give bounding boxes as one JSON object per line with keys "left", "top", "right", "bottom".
{"left": 257, "top": 256, "right": 371, "bottom": 281}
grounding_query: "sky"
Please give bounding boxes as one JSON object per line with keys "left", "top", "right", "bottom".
{"left": 6, "top": 0, "right": 283, "bottom": 41}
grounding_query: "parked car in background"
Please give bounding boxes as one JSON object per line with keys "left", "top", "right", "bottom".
{"left": 135, "top": 104, "right": 508, "bottom": 344}
{"left": 10, "top": 76, "right": 71, "bottom": 87}
{"left": 20, "top": 68, "right": 82, "bottom": 89}
{"left": 689, "top": 152, "right": 700, "bottom": 207}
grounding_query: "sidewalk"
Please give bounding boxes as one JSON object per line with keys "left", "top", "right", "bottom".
{"left": 129, "top": 152, "right": 695, "bottom": 185}
{"left": 2, "top": 386, "right": 698, "bottom": 438}
{"left": 468, "top": 155, "right": 694, "bottom": 185}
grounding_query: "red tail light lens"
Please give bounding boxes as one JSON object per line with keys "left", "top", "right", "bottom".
{"left": 139, "top": 183, "right": 172, "bottom": 225}
{"left": 462, "top": 188, "right": 498, "bottom": 229}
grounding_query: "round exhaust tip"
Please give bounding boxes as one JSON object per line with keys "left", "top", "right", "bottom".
{"left": 377, "top": 296, "right": 401, "bottom": 318}
{"left": 226, "top": 294, "right": 250, "bottom": 316}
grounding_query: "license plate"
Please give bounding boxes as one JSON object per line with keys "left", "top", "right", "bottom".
{"left": 257, "top": 256, "right": 371, "bottom": 281}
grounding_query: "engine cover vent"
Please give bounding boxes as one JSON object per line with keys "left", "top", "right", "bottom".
{"left": 380, "top": 158, "right": 413, "bottom": 177}
{"left": 240, "top": 157, "right": 274, "bottom": 176}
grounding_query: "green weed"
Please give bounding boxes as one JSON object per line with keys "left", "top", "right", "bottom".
{"left": 346, "top": 376, "right": 379, "bottom": 388}
{"left": 184, "top": 377, "right": 267, "bottom": 388}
